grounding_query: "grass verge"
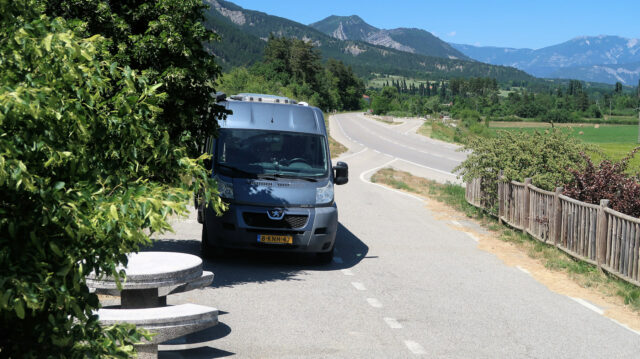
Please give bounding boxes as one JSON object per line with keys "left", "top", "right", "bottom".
{"left": 370, "top": 115, "right": 403, "bottom": 125}
{"left": 329, "top": 136, "right": 347, "bottom": 159}
{"left": 370, "top": 167, "right": 640, "bottom": 312}
{"left": 325, "top": 112, "right": 349, "bottom": 159}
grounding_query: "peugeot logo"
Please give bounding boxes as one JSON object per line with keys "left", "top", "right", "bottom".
{"left": 267, "top": 208, "right": 285, "bottom": 220}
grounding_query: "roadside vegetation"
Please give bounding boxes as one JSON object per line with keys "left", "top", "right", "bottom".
{"left": 1, "top": 1, "right": 226, "bottom": 356}
{"left": 218, "top": 36, "right": 365, "bottom": 112}
{"left": 370, "top": 168, "right": 640, "bottom": 312}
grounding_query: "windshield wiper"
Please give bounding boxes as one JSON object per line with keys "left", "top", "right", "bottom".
{"left": 272, "top": 174, "right": 319, "bottom": 182}
{"left": 216, "top": 163, "right": 256, "bottom": 178}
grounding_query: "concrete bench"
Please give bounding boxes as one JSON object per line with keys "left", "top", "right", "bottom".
{"left": 93, "top": 270, "right": 214, "bottom": 307}
{"left": 97, "top": 303, "right": 218, "bottom": 359}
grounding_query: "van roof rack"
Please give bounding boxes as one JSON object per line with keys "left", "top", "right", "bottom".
{"left": 229, "top": 93, "right": 297, "bottom": 105}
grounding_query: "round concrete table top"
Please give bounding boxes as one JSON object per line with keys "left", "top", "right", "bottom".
{"left": 86, "top": 252, "right": 203, "bottom": 290}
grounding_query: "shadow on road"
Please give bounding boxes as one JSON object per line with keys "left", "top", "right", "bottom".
{"left": 148, "top": 222, "right": 368, "bottom": 288}
{"left": 159, "top": 321, "right": 234, "bottom": 358}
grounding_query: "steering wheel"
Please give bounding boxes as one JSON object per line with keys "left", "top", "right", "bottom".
{"left": 284, "top": 157, "right": 311, "bottom": 166}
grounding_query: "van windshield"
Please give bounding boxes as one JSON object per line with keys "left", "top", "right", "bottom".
{"left": 214, "top": 129, "right": 328, "bottom": 179}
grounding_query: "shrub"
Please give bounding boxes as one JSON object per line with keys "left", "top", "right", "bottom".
{"left": 455, "top": 130, "right": 589, "bottom": 209}
{"left": 564, "top": 148, "right": 640, "bottom": 217}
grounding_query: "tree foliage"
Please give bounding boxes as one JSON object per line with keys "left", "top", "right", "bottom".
{"left": 45, "top": 0, "right": 228, "bottom": 158}
{"left": 564, "top": 149, "right": 640, "bottom": 217}
{"left": 0, "top": 1, "right": 224, "bottom": 356}
{"left": 219, "top": 36, "right": 364, "bottom": 111}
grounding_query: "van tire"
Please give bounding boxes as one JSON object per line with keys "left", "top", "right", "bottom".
{"left": 316, "top": 246, "right": 334, "bottom": 264}
{"left": 201, "top": 224, "right": 223, "bottom": 259}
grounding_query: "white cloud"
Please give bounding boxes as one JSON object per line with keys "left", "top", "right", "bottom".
{"left": 447, "top": 31, "right": 457, "bottom": 37}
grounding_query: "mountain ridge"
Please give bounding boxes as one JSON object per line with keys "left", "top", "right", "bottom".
{"left": 204, "top": 0, "right": 532, "bottom": 82}
{"left": 309, "top": 15, "right": 468, "bottom": 60}
{"left": 451, "top": 35, "right": 640, "bottom": 84}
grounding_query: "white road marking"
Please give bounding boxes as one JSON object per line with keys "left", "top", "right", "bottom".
{"left": 516, "top": 266, "right": 531, "bottom": 275}
{"left": 451, "top": 220, "right": 462, "bottom": 226}
{"left": 465, "top": 232, "right": 480, "bottom": 242}
{"left": 404, "top": 340, "right": 426, "bottom": 355}
{"left": 610, "top": 318, "right": 640, "bottom": 336}
{"left": 569, "top": 297, "right": 604, "bottom": 315}
{"left": 359, "top": 159, "right": 427, "bottom": 203}
{"left": 374, "top": 150, "right": 381, "bottom": 154}
{"left": 333, "top": 257, "right": 344, "bottom": 264}
{"left": 366, "top": 298, "right": 383, "bottom": 308}
{"left": 395, "top": 158, "right": 457, "bottom": 178}
{"left": 359, "top": 158, "right": 398, "bottom": 183}
{"left": 341, "top": 269, "right": 354, "bottom": 276}
{"left": 383, "top": 317, "right": 403, "bottom": 329}
{"left": 351, "top": 282, "right": 367, "bottom": 291}
{"left": 338, "top": 147, "right": 368, "bottom": 161}
{"left": 404, "top": 123, "right": 423, "bottom": 135}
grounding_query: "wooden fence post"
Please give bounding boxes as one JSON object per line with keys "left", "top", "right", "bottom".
{"left": 553, "top": 187, "right": 563, "bottom": 246}
{"left": 523, "top": 178, "right": 532, "bottom": 231}
{"left": 596, "top": 199, "right": 610, "bottom": 268}
{"left": 498, "top": 170, "right": 504, "bottom": 223}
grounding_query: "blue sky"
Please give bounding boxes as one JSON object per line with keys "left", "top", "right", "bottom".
{"left": 229, "top": 0, "right": 640, "bottom": 49}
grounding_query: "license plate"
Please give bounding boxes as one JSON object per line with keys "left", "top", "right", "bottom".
{"left": 258, "top": 234, "right": 293, "bottom": 244}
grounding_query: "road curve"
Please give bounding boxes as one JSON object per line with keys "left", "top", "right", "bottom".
{"left": 331, "top": 113, "right": 466, "bottom": 183}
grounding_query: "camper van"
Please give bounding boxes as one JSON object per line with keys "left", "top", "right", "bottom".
{"left": 197, "top": 94, "right": 348, "bottom": 263}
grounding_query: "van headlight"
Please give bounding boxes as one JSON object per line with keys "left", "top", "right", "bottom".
{"left": 316, "top": 182, "right": 334, "bottom": 204}
{"left": 216, "top": 177, "right": 234, "bottom": 200}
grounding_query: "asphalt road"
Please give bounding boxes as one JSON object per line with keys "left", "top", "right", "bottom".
{"left": 150, "top": 113, "right": 640, "bottom": 358}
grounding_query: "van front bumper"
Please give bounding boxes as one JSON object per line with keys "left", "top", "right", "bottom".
{"left": 203, "top": 203, "right": 338, "bottom": 253}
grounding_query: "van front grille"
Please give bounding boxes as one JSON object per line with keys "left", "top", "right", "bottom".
{"left": 243, "top": 212, "right": 308, "bottom": 229}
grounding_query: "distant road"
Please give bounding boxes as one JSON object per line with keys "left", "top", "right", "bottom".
{"left": 331, "top": 112, "right": 466, "bottom": 183}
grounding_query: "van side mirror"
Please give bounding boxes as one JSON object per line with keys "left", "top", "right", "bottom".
{"left": 333, "top": 161, "right": 348, "bottom": 185}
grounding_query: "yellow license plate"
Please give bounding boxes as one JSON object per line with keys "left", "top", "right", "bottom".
{"left": 258, "top": 234, "right": 293, "bottom": 244}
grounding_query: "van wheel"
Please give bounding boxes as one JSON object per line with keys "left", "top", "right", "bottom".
{"left": 201, "top": 224, "right": 223, "bottom": 259}
{"left": 317, "top": 246, "right": 334, "bottom": 264}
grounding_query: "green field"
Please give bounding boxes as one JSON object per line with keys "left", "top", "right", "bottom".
{"left": 490, "top": 123, "right": 640, "bottom": 171}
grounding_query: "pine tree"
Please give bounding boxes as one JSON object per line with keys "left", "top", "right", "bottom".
{"left": 615, "top": 81, "right": 623, "bottom": 94}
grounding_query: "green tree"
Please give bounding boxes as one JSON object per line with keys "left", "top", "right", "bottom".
{"left": 371, "top": 86, "right": 398, "bottom": 115}
{"left": 45, "top": 0, "right": 228, "bottom": 158}
{"left": 614, "top": 81, "right": 623, "bottom": 94}
{"left": 0, "top": 2, "right": 225, "bottom": 356}
{"left": 325, "top": 59, "right": 365, "bottom": 111}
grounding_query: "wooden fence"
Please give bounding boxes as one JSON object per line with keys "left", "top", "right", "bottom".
{"left": 466, "top": 176, "right": 640, "bottom": 287}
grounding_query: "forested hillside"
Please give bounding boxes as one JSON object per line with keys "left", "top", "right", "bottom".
{"left": 204, "top": 0, "right": 532, "bottom": 82}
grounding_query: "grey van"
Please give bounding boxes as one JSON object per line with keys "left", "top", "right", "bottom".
{"left": 197, "top": 94, "right": 348, "bottom": 263}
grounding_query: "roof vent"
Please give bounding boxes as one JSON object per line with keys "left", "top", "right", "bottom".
{"left": 231, "top": 93, "right": 297, "bottom": 104}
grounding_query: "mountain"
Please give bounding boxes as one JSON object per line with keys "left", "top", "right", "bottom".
{"left": 203, "top": 0, "right": 531, "bottom": 82}
{"left": 309, "top": 15, "right": 468, "bottom": 60}
{"left": 451, "top": 36, "right": 640, "bottom": 84}
{"left": 550, "top": 62, "right": 640, "bottom": 85}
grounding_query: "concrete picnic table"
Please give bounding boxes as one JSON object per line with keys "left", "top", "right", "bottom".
{"left": 87, "top": 251, "right": 218, "bottom": 358}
